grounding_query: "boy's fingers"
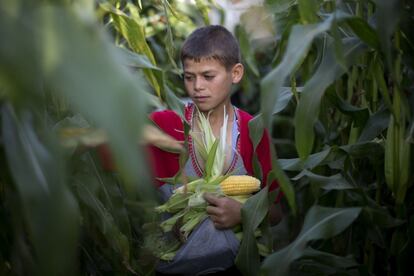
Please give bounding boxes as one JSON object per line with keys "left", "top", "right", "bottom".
{"left": 206, "top": 205, "right": 221, "bottom": 216}
{"left": 203, "top": 193, "right": 221, "bottom": 206}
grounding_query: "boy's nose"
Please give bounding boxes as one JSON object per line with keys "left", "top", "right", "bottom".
{"left": 194, "top": 77, "right": 204, "bottom": 91}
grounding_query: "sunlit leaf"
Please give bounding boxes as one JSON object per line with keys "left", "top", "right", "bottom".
{"left": 117, "top": 47, "right": 161, "bottom": 70}
{"left": 161, "top": 0, "right": 179, "bottom": 71}
{"left": 100, "top": 3, "right": 161, "bottom": 97}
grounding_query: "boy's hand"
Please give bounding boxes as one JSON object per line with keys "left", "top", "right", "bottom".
{"left": 203, "top": 193, "right": 242, "bottom": 229}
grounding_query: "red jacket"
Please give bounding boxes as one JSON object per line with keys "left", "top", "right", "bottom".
{"left": 98, "top": 105, "right": 278, "bottom": 192}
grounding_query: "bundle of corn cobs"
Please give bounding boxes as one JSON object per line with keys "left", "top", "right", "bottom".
{"left": 153, "top": 107, "right": 261, "bottom": 261}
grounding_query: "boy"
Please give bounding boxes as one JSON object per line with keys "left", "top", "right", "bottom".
{"left": 147, "top": 25, "right": 281, "bottom": 274}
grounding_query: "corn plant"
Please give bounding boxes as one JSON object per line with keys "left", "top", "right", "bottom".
{"left": 0, "top": 0, "right": 216, "bottom": 274}
{"left": 236, "top": 0, "right": 413, "bottom": 275}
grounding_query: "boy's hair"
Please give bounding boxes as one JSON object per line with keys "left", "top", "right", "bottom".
{"left": 180, "top": 25, "right": 241, "bottom": 70}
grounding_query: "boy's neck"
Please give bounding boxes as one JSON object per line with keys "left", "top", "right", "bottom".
{"left": 202, "top": 103, "right": 235, "bottom": 126}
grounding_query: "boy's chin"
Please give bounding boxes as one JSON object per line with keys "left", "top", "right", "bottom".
{"left": 195, "top": 105, "right": 211, "bottom": 113}
{"left": 192, "top": 102, "right": 211, "bottom": 112}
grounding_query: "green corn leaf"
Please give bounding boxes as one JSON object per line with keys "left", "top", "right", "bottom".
{"left": 2, "top": 104, "right": 80, "bottom": 275}
{"left": 180, "top": 212, "right": 208, "bottom": 239}
{"left": 100, "top": 3, "right": 161, "bottom": 97}
{"left": 200, "top": 111, "right": 216, "bottom": 152}
{"left": 190, "top": 130, "right": 208, "bottom": 161}
{"left": 390, "top": 228, "right": 407, "bottom": 256}
{"left": 160, "top": 209, "right": 187, "bottom": 232}
{"left": 75, "top": 181, "right": 131, "bottom": 264}
{"left": 298, "top": 0, "right": 319, "bottom": 24}
{"left": 248, "top": 115, "right": 265, "bottom": 151}
{"left": 157, "top": 176, "right": 178, "bottom": 185}
{"left": 269, "top": 148, "right": 296, "bottom": 215}
{"left": 373, "top": 0, "right": 401, "bottom": 73}
{"left": 326, "top": 89, "right": 369, "bottom": 128}
{"left": 385, "top": 115, "right": 411, "bottom": 204}
{"left": 373, "top": 60, "right": 394, "bottom": 115}
{"left": 299, "top": 247, "right": 358, "bottom": 269}
{"left": 230, "top": 195, "right": 250, "bottom": 204}
{"left": 35, "top": 6, "right": 156, "bottom": 199}
{"left": 86, "top": 152, "right": 133, "bottom": 239}
{"left": 261, "top": 206, "right": 361, "bottom": 276}
{"left": 361, "top": 207, "right": 404, "bottom": 228}
{"left": 117, "top": 46, "right": 161, "bottom": 70}
{"left": 344, "top": 16, "right": 381, "bottom": 50}
{"left": 385, "top": 116, "right": 397, "bottom": 194}
{"left": 266, "top": 0, "right": 296, "bottom": 14}
{"left": 340, "top": 141, "right": 384, "bottom": 161}
{"left": 295, "top": 37, "right": 365, "bottom": 159}
{"left": 194, "top": 0, "right": 210, "bottom": 25}
{"left": 198, "top": 184, "right": 221, "bottom": 193}
{"left": 236, "top": 187, "right": 270, "bottom": 276}
{"left": 164, "top": 84, "right": 186, "bottom": 120}
{"left": 188, "top": 192, "right": 207, "bottom": 207}
{"left": 396, "top": 139, "right": 410, "bottom": 204}
{"left": 357, "top": 108, "right": 390, "bottom": 142}
{"left": 252, "top": 154, "right": 263, "bottom": 183}
{"left": 261, "top": 14, "right": 337, "bottom": 132}
{"left": 273, "top": 87, "right": 303, "bottom": 115}
{"left": 236, "top": 25, "right": 260, "bottom": 77}
{"left": 160, "top": 0, "right": 178, "bottom": 72}
{"left": 206, "top": 174, "right": 228, "bottom": 186}
{"left": 279, "top": 147, "right": 333, "bottom": 171}
{"left": 205, "top": 139, "right": 220, "bottom": 181}
{"left": 155, "top": 192, "right": 192, "bottom": 213}
{"left": 292, "top": 170, "right": 353, "bottom": 190}
{"left": 174, "top": 178, "right": 206, "bottom": 194}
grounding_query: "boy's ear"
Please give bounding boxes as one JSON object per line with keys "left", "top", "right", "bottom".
{"left": 231, "top": 63, "right": 244, "bottom": 84}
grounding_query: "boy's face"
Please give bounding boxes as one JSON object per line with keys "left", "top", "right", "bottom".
{"left": 183, "top": 58, "right": 243, "bottom": 113}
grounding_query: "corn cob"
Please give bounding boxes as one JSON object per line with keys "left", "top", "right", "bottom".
{"left": 220, "top": 175, "right": 261, "bottom": 196}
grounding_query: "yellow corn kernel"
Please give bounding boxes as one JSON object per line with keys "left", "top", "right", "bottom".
{"left": 220, "top": 175, "right": 261, "bottom": 196}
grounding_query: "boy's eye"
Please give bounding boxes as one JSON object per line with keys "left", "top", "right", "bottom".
{"left": 184, "top": 75, "right": 194, "bottom": 81}
{"left": 204, "top": 75, "right": 215, "bottom": 80}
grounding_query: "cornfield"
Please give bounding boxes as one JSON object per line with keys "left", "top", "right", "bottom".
{"left": 0, "top": 0, "right": 413, "bottom": 275}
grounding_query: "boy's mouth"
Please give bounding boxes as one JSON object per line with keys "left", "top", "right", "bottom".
{"left": 193, "top": 96, "right": 210, "bottom": 102}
